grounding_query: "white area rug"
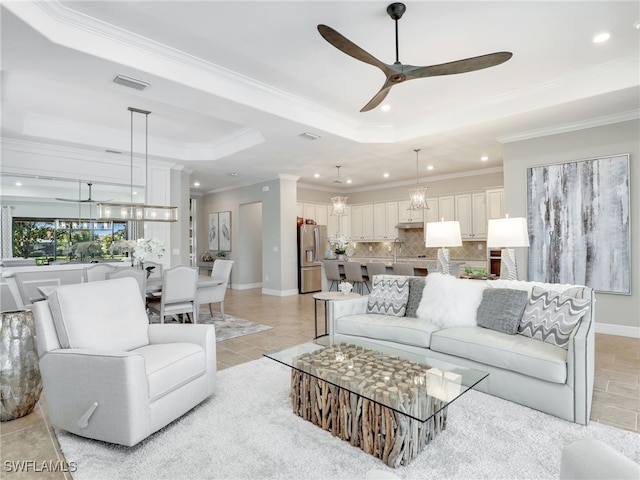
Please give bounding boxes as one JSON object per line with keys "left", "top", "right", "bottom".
{"left": 148, "top": 313, "right": 272, "bottom": 341}
{"left": 57, "top": 358, "right": 639, "bottom": 480}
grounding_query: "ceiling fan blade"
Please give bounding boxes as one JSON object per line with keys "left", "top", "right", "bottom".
{"left": 317, "top": 24, "right": 391, "bottom": 74}
{"left": 406, "top": 52, "right": 513, "bottom": 78}
{"left": 360, "top": 80, "right": 394, "bottom": 112}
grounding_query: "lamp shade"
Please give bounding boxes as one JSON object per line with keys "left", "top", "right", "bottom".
{"left": 425, "top": 221, "right": 462, "bottom": 248}
{"left": 487, "top": 217, "right": 530, "bottom": 248}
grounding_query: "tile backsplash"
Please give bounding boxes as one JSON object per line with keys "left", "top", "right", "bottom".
{"left": 349, "top": 229, "right": 487, "bottom": 260}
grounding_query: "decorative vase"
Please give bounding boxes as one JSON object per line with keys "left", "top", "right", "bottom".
{"left": 1, "top": 310, "right": 43, "bottom": 422}
{"left": 336, "top": 254, "right": 345, "bottom": 261}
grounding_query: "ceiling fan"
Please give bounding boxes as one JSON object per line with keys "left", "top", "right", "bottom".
{"left": 55, "top": 182, "right": 112, "bottom": 203}
{"left": 317, "top": 2, "right": 513, "bottom": 112}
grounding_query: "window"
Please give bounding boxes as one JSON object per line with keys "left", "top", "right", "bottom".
{"left": 13, "top": 218, "right": 128, "bottom": 264}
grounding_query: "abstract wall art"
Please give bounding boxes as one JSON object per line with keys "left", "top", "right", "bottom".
{"left": 527, "top": 154, "right": 630, "bottom": 294}
{"left": 208, "top": 213, "right": 219, "bottom": 251}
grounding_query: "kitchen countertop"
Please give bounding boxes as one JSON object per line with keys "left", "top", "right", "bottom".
{"left": 328, "top": 257, "right": 466, "bottom": 269}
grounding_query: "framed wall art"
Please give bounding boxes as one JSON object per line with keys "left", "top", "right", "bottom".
{"left": 208, "top": 213, "right": 219, "bottom": 251}
{"left": 218, "top": 211, "right": 231, "bottom": 251}
{"left": 527, "top": 154, "right": 630, "bottom": 294}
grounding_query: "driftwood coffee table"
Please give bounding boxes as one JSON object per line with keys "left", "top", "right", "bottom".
{"left": 265, "top": 338, "right": 488, "bottom": 468}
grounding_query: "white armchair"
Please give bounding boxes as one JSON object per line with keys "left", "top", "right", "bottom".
{"left": 32, "top": 277, "right": 216, "bottom": 446}
{"left": 196, "top": 259, "right": 234, "bottom": 318}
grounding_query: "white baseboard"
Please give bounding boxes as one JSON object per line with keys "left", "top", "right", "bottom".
{"left": 262, "top": 288, "right": 298, "bottom": 297}
{"left": 595, "top": 322, "right": 640, "bottom": 338}
{"left": 233, "top": 282, "right": 262, "bottom": 290}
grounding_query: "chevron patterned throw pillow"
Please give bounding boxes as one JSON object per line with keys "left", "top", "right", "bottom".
{"left": 366, "top": 277, "right": 409, "bottom": 317}
{"left": 519, "top": 286, "right": 590, "bottom": 349}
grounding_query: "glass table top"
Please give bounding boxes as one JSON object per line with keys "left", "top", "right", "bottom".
{"left": 264, "top": 336, "right": 488, "bottom": 423}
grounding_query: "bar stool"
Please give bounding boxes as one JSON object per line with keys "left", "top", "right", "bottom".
{"left": 392, "top": 263, "right": 415, "bottom": 276}
{"left": 323, "top": 260, "right": 344, "bottom": 291}
{"left": 366, "top": 262, "right": 387, "bottom": 290}
{"left": 343, "top": 261, "right": 370, "bottom": 294}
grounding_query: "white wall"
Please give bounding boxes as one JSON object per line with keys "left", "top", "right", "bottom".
{"left": 200, "top": 176, "right": 298, "bottom": 296}
{"left": 238, "top": 202, "right": 263, "bottom": 288}
{"left": 503, "top": 119, "right": 639, "bottom": 336}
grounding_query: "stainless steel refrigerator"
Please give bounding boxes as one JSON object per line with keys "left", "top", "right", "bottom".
{"left": 298, "top": 224, "right": 327, "bottom": 293}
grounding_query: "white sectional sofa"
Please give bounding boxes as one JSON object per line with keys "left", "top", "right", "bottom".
{"left": 329, "top": 273, "right": 595, "bottom": 425}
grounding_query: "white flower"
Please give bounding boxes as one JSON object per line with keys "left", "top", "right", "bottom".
{"left": 133, "top": 238, "right": 165, "bottom": 262}
{"left": 331, "top": 234, "right": 348, "bottom": 249}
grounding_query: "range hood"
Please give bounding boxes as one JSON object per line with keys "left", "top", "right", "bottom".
{"left": 395, "top": 222, "right": 423, "bottom": 229}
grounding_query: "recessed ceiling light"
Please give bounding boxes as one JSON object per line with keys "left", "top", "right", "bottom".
{"left": 634, "top": 20, "right": 640, "bottom": 30}
{"left": 15, "top": 182, "right": 22, "bottom": 186}
{"left": 593, "top": 32, "right": 610, "bottom": 43}
{"left": 313, "top": 173, "right": 320, "bottom": 178}
{"left": 427, "top": 165, "right": 434, "bottom": 171}
{"left": 193, "top": 182, "right": 200, "bottom": 187}
{"left": 346, "top": 179, "right": 353, "bottom": 184}
{"left": 383, "top": 173, "right": 389, "bottom": 178}
{"left": 480, "top": 155, "right": 489, "bottom": 162}
{"left": 228, "top": 172, "right": 239, "bottom": 176}
{"left": 380, "top": 104, "right": 391, "bottom": 112}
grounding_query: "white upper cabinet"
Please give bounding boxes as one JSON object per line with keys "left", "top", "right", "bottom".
{"left": 424, "top": 198, "right": 439, "bottom": 224}
{"left": 351, "top": 204, "right": 374, "bottom": 240}
{"left": 373, "top": 202, "right": 398, "bottom": 240}
{"left": 316, "top": 205, "right": 328, "bottom": 226}
{"left": 455, "top": 193, "right": 487, "bottom": 239}
{"left": 397, "top": 200, "right": 424, "bottom": 223}
{"left": 438, "top": 196, "right": 455, "bottom": 221}
{"left": 486, "top": 188, "right": 505, "bottom": 220}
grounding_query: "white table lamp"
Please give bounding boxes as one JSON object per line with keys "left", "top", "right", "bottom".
{"left": 425, "top": 220, "right": 462, "bottom": 275}
{"left": 487, "top": 216, "right": 530, "bottom": 280}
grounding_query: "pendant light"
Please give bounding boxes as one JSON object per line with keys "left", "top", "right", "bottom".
{"left": 98, "top": 107, "right": 178, "bottom": 222}
{"left": 407, "top": 148, "right": 429, "bottom": 211}
{"left": 330, "top": 166, "right": 348, "bottom": 216}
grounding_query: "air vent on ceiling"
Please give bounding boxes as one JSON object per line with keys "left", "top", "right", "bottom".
{"left": 113, "top": 74, "right": 150, "bottom": 91}
{"left": 298, "top": 132, "right": 321, "bottom": 141}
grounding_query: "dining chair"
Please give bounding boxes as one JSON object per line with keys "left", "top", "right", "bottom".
{"left": 365, "top": 262, "right": 387, "bottom": 291}
{"left": 392, "top": 263, "right": 415, "bottom": 276}
{"left": 106, "top": 267, "right": 146, "bottom": 302}
{"left": 83, "top": 264, "right": 117, "bottom": 282}
{"left": 196, "top": 259, "right": 234, "bottom": 318}
{"left": 147, "top": 266, "right": 198, "bottom": 324}
{"left": 343, "top": 261, "right": 370, "bottom": 294}
{"left": 1, "top": 271, "right": 54, "bottom": 310}
{"left": 323, "top": 260, "right": 344, "bottom": 291}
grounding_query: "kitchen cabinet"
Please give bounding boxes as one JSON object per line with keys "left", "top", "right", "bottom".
{"left": 397, "top": 200, "right": 424, "bottom": 223}
{"left": 327, "top": 205, "right": 350, "bottom": 238}
{"left": 486, "top": 188, "right": 505, "bottom": 219}
{"left": 373, "top": 202, "right": 398, "bottom": 240}
{"left": 303, "top": 203, "right": 316, "bottom": 222}
{"left": 456, "top": 193, "right": 487, "bottom": 239}
{"left": 438, "top": 196, "right": 455, "bottom": 221}
{"left": 351, "top": 204, "right": 374, "bottom": 240}
{"left": 424, "top": 198, "right": 439, "bottom": 224}
{"left": 316, "top": 205, "right": 328, "bottom": 226}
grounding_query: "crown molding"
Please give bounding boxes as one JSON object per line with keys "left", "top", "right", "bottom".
{"left": 498, "top": 110, "right": 640, "bottom": 144}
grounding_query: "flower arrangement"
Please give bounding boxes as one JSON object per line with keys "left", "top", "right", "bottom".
{"left": 332, "top": 234, "right": 349, "bottom": 255}
{"left": 133, "top": 238, "right": 165, "bottom": 267}
{"left": 338, "top": 281, "right": 353, "bottom": 295}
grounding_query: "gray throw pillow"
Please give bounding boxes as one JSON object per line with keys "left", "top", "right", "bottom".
{"left": 366, "top": 277, "right": 409, "bottom": 317}
{"left": 519, "top": 286, "right": 590, "bottom": 349}
{"left": 477, "top": 288, "right": 529, "bottom": 335}
{"left": 405, "top": 277, "right": 426, "bottom": 318}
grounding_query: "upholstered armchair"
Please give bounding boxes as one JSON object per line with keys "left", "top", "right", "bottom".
{"left": 196, "top": 259, "right": 234, "bottom": 318}
{"left": 32, "top": 277, "right": 216, "bottom": 447}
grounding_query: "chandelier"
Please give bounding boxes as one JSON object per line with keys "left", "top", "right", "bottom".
{"left": 407, "top": 148, "right": 429, "bottom": 211}
{"left": 98, "top": 107, "right": 178, "bottom": 222}
{"left": 330, "top": 166, "right": 348, "bottom": 216}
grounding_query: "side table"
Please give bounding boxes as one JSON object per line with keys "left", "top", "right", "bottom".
{"left": 312, "top": 291, "right": 361, "bottom": 339}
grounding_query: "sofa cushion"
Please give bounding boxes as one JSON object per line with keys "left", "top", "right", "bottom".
{"left": 405, "top": 277, "right": 426, "bottom": 318}
{"left": 334, "top": 313, "right": 440, "bottom": 349}
{"left": 430, "top": 327, "right": 568, "bottom": 384}
{"left": 132, "top": 342, "right": 206, "bottom": 402}
{"left": 416, "top": 273, "right": 488, "bottom": 328}
{"left": 519, "top": 286, "right": 590, "bottom": 349}
{"left": 48, "top": 277, "right": 149, "bottom": 351}
{"left": 367, "top": 277, "right": 409, "bottom": 317}
{"left": 476, "top": 288, "right": 529, "bottom": 334}
{"left": 485, "top": 279, "right": 586, "bottom": 299}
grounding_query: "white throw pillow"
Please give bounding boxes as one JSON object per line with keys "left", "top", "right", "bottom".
{"left": 416, "top": 273, "right": 488, "bottom": 328}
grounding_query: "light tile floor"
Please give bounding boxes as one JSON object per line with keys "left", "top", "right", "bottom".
{"left": 2, "top": 288, "right": 638, "bottom": 479}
